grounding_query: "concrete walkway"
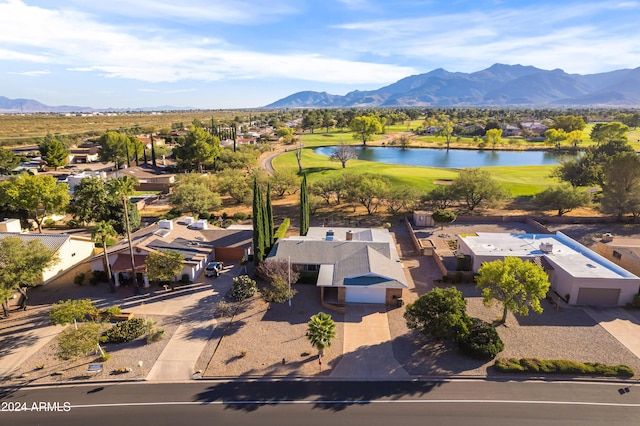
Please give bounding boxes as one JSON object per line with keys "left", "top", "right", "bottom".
{"left": 583, "top": 306, "right": 640, "bottom": 359}
{"left": 331, "top": 304, "right": 409, "bottom": 379}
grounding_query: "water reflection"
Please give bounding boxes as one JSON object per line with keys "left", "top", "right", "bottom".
{"left": 313, "top": 146, "right": 571, "bottom": 168}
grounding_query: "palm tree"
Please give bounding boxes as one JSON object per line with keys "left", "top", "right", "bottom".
{"left": 92, "top": 221, "right": 117, "bottom": 293}
{"left": 307, "top": 312, "right": 336, "bottom": 358}
{"left": 109, "top": 176, "right": 140, "bottom": 295}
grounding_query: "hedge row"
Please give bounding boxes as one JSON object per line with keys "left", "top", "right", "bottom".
{"left": 494, "top": 358, "right": 634, "bottom": 378}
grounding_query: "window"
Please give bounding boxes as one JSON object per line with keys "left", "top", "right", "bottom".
{"left": 613, "top": 250, "right": 622, "bottom": 260}
{"left": 305, "top": 265, "right": 318, "bottom": 272}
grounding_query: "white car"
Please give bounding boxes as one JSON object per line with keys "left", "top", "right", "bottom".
{"left": 205, "top": 261, "right": 224, "bottom": 277}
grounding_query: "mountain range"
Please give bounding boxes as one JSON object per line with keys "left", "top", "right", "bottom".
{"left": 0, "top": 96, "right": 193, "bottom": 113}
{"left": 265, "top": 64, "right": 640, "bottom": 108}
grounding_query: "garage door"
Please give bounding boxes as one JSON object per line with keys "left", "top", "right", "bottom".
{"left": 576, "top": 288, "right": 620, "bottom": 306}
{"left": 345, "top": 287, "right": 386, "bottom": 304}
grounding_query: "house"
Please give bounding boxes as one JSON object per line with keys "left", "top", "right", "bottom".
{"left": 0, "top": 219, "right": 96, "bottom": 286}
{"left": 90, "top": 217, "right": 252, "bottom": 287}
{"left": 595, "top": 236, "right": 640, "bottom": 278}
{"left": 501, "top": 125, "right": 522, "bottom": 137}
{"left": 68, "top": 146, "right": 99, "bottom": 163}
{"left": 457, "top": 232, "right": 640, "bottom": 306}
{"left": 267, "top": 227, "right": 408, "bottom": 305}
{"left": 115, "top": 165, "right": 175, "bottom": 193}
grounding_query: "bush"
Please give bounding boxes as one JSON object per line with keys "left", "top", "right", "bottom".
{"left": 146, "top": 327, "right": 165, "bottom": 344}
{"left": 255, "top": 258, "right": 300, "bottom": 285}
{"left": 199, "top": 211, "right": 211, "bottom": 220}
{"left": 232, "top": 211, "right": 248, "bottom": 221}
{"left": 100, "top": 318, "right": 151, "bottom": 344}
{"left": 89, "top": 270, "right": 109, "bottom": 285}
{"left": 494, "top": 358, "right": 634, "bottom": 378}
{"left": 44, "top": 218, "right": 57, "bottom": 228}
{"left": 74, "top": 272, "right": 86, "bottom": 286}
{"left": 457, "top": 318, "right": 504, "bottom": 360}
{"left": 65, "top": 219, "right": 82, "bottom": 229}
{"left": 180, "top": 274, "right": 191, "bottom": 284}
{"left": 229, "top": 275, "right": 257, "bottom": 301}
{"left": 99, "top": 306, "right": 122, "bottom": 318}
{"left": 50, "top": 299, "right": 97, "bottom": 325}
{"left": 273, "top": 218, "right": 290, "bottom": 240}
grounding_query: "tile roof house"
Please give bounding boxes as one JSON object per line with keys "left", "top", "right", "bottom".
{"left": 267, "top": 227, "right": 408, "bottom": 305}
{"left": 90, "top": 217, "right": 252, "bottom": 287}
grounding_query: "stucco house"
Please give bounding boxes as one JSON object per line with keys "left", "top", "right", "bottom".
{"left": 90, "top": 217, "right": 252, "bottom": 287}
{"left": 267, "top": 227, "right": 408, "bottom": 305}
{"left": 595, "top": 236, "right": 640, "bottom": 278}
{"left": 0, "top": 218, "right": 95, "bottom": 286}
{"left": 457, "top": 232, "right": 640, "bottom": 306}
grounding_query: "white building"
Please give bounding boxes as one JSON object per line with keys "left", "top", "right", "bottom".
{"left": 457, "top": 232, "right": 640, "bottom": 306}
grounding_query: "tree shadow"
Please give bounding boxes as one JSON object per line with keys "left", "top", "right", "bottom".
{"left": 193, "top": 380, "right": 444, "bottom": 412}
{"left": 0, "top": 332, "right": 40, "bottom": 360}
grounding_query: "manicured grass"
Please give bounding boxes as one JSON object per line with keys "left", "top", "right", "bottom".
{"left": 272, "top": 148, "right": 558, "bottom": 196}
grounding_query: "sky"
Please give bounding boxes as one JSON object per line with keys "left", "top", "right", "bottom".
{"left": 1, "top": 0, "right": 640, "bottom": 109}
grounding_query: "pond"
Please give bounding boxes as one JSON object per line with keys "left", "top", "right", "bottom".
{"left": 313, "top": 146, "right": 572, "bottom": 168}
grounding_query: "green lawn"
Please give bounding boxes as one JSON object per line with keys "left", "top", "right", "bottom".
{"left": 272, "top": 148, "right": 558, "bottom": 197}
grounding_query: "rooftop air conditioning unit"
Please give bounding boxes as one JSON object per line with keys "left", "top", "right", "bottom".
{"left": 158, "top": 219, "right": 173, "bottom": 230}
{"left": 184, "top": 216, "right": 194, "bottom": 225}
{"left": 539, "top": 242, "right": 553, "bottom": 253}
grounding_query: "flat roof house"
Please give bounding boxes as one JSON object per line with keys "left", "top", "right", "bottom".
{"left": 457, "top": 232, "right": 640, "bottom": 306}
{"left": 267, "top": 227, "right": 408, "bottom": 305}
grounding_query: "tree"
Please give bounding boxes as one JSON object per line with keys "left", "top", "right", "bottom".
{"left": 450, "top": 169, "right": 506, "bottom": 211}
{"left": 97, "top": 131, "right": 128, "bottom": 169}
{"left": 484, "top": 128, "right": 502, "bottom": 150}
{"left": 329, "top": 142, "right": 358, "bottom": 168}
{"left": 0, "top": 174, "right": 70, "bottom": 233}
{"left": 0, "top": 236, "right": 58, "bottom": 315}
{"left": 551, "top": 115, "right": 586, "bottom": 132}
{"left": 256, "top": 258, "right": 300, "bottom": 284}
{"left": 252, "top": 179, "right": 266, "bottom": 266}
{"left": 476, "top": 257, "right": 551, "bottom": 324}
{"left": 173, "top": 127, "right": 221, "bottom": 172}
{"left": 600, "top": 153, "right": 640, "bottom": 221}
{"left": 457, "top": 318, "right": 504, "bottom": 360}
{"left": 565, "top": 130, "right": 583, "bottom": 147}
{"left": 92, "top": 221, "right": 117, "bottom": 292}
{"left": 432, "top": 114, "right": 455, "bottom": 150}
{"left": 0, "top": 148, "right": 20, "bottom": 174}
{"left": 321, "top": 110, "right": 334, "bottom": 133}
{"left": 301, "top": 110, "right": 320, "bottom": 133}
{"left": 265, "top": 182, "right": 274, "bottom": 247}
{"left": 169, "top": 173, "right": 221, "bottom": 216}
{"left": 71, "top": 177, "right": 109, "bottom": 225}
{"left": 50, "top": 299, "right": 98, "bottom": 325}
{"left": 384, "top": 186, "right": 419, "bottom": 215}
{"left": 294, "top": 142, "right": 304, "bottom": 174}
{"left": 404, "top": 287, "right": 470, "bottom": 341}
{"left": 544, "top": 128, "right": 567, "bottom": 149}
{"left": 300, "top": 174, "right": 310, "bottom": 236}
{"left": 424, "top": 185, "right": 456, "bottom": 210}
{"left": 270, "top": 169, "right": 299, "bottom": 197}
{"left": 344, "top": 173, "right": 389, "bottom": 215}
{"left": 349, "top": 115, "right": 383, "bottom": 145}
{"left": 431, "top": 209, "right": 456, "bottom": 230}
{"left": 145, "top": 249, "right": 185, "bottom": 291}
{"left": 307, "top": 312, "right": 336, "bottom": 357}
{"left": 39, "top": 136, "right": 68, "bottom": 170}
{"left": 57, "top": 322, "right": 103, "bottom": 360}
{"left": 216, "top": 168, "right": 251, "bottom": 204}
{"left": 590, "top": 122, "right": 628, "bottom": 145}
{"left": 532, "top": 184, "right": 591, "bottom": 216}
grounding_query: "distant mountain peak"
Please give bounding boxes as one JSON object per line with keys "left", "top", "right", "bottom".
{"left": 266, "top": 64, "right": 640, "bottom": 108}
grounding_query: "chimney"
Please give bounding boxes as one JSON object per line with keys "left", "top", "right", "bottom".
{"left": 346, "top": 230, "right": 353, "bottom": 241}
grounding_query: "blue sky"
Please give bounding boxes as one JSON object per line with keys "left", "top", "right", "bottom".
{"left": 1, "top": 0, "right": 640, "bottom": 109}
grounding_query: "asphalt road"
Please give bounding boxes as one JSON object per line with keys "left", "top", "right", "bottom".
{"left": 2, "top": 379, "right": 640, "bottom": 425}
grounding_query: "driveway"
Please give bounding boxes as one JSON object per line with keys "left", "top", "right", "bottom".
{"left": 582, "top": 306, "right": 640, "bottom": 359}
{"left": 330, "top": 304, "right": 409, "bottom": 379}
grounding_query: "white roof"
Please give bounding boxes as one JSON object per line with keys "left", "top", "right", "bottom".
{"left": 460, "top": 232, "right": 638, "bottom": 280}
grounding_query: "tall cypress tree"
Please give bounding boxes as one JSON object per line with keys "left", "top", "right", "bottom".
{"left": 265, "top": 182, "right": 274, "bottom": 247}
{"left": 150, "top": 133, "right": 157, "bottom": 167}
{"left": 252, "top": 178, "right": 265, "bottom": 266}
{"left": 300, "top": 173, "right": 309, "bottom": 236}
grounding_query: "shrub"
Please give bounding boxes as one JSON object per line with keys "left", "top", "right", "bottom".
{"left": 199, "top": 211, "right": 211, "bottom": 220}
{"left": 180, "top": 274, "right": 191, "bottom": 284}
{"left": 50, "top": 299, "right": 97, "bottom": 325}
{"left": 74, "top": 272, "right": 86, "bottom": 286}
{"left": 273, "top": 218, "right": 290, "bottom": 240}
{"left": 146, "top": 327, "right": 165, "bottom": 344}
{"left": 634, "top": 294, "right": 640, "bottom": 308}
{"left": 56, "top": 322, "right": 103, "bottom": 360}
{"left": 229, "top": 275, "right": 257, "bottom": 301}
{"left": 232, "top": 211, "right": 247, "bottom": 221}
{"left": 216, "top": 300, "right": 232, "bottom": 317}
{"left": 494, "top": 358, "right": 634, "bottom": 378}
{"left": 44, "top": 218, "right": 57, "bottom": 228}
{"left": 100, "top": 318, "right": 151, "bottom": 344}
{"left": 99, "top": 306, "right": 122, "bottom": 318}
{"left": 65, "top": 219, "right": 82, "bottom": 229}
{"left": 89, "top": 270, "right": 109, "bottom": 285}
{"left": 99, "top": 353, "right": 111, "bottom": 362}
{"left": 458, "top": 318, "right": 504, "bottom": 360}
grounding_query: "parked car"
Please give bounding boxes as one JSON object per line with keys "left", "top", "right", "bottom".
{"left": 205, "top": 261, "right": 224, "bottom": 277}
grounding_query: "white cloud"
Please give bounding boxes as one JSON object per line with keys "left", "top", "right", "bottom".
{"left": 6, "top": 69, "right": 50, "bottom": 77}
{"left": 0, "top": 1, "right": 414, "bottom": 85}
